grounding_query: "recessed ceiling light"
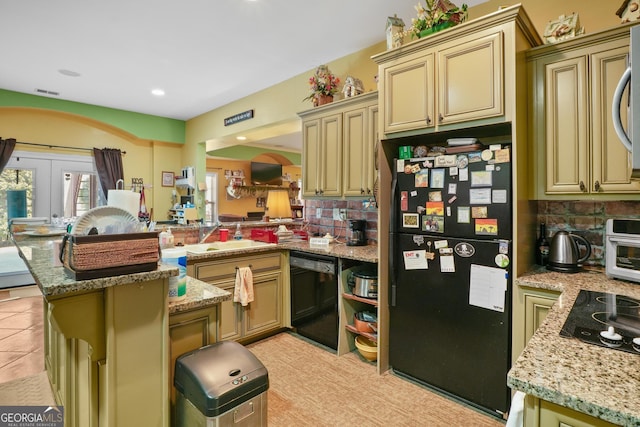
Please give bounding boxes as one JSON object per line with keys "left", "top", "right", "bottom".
{"left": 151, "top": 88, "right": 165, "bottom": 97}
{"left": 58, "top": 69, "right": 81, "bottom": 77}
{"left": 236, "top": 136, "right": 247, "bottom": 141}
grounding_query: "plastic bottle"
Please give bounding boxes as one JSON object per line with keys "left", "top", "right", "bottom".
{"left": 162, "top": 247, "right": 187, "bottom": 302}
{"left": 159, "top": 227, "right": 175, "bottom": 249}
{"left": 234, "top": 223, "right": 243, "bottom": 240}
{"left": 536, "top": 223, "right": 550, "bottom": 266}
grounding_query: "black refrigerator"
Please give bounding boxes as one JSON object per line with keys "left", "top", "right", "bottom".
{"left": 389, "top": 144, "right": 512, "bottom": 417}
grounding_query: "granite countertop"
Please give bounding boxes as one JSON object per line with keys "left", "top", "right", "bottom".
{"left": 168, "top": 276, "right": 231, "bottom": 314}
{"left": 279, "top": 240, "right": 378, "bottom": 263}
{"left": 12, "top": 234, "right": 177, "bottom": 298}
{"left": 509, "top": 268, "right": 640, "bottom": 426}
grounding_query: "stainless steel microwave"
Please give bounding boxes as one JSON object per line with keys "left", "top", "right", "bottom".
{"left": 606, "top": 218, "right": 640, "bottom": 283}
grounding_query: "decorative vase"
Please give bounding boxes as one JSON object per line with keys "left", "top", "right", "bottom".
{"left": 419, "top": 21, "right": 455, "bottom": 38}
{"left": 315, "top": 94, "right": 334, "bottom": 107}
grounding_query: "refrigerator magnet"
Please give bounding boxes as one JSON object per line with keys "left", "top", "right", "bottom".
{"left": 489, "top": 144, "right": 502, "bottom": 151}
{"left": 469, "top": 188, "right": 492, "bottom": 204}
{"left": 402, "top": 213, "right": 419, "bottom": 228}
{"left": 471, "top": 206, "right": 488, "bottom": 218}
{"left": 415, "top": 169, "right": 429, "bottom": 187}
{"left": 428, "top": 191, "right": 442, "bottom": 202}
{"left": 448, "top": 195, "right": 457, "bottom": 204}
{"left": 471, "top": 170, "right": 493, "bottom": 186}
{"left": 422, "top": 215, "right": 444, "bottom": 232}
{"left": 492, "top": 189, "right": 508, "bottom": 203}
{"left": 468, "top": 152, "right": 482, "bottom": 163}
{"left": 457, "top": 206, "right": 471, "bottom": 223}
{"left": 459, "top": 168, "right": 469, "bottom": 182}
{"left": 481, "top": 149, "right": 493, "bottom": 161}
{"left": 456, "top": 155, "right": 468, "bottom": 169}
{"left": 413, "top": 235, "right": 425, "bottom": 246}
{"left": 435, "top": 154, "right": 456, "bottom": 167}
{"left": 454, "top": 242, "right": 475, "bottom": 257}
{"left": 449, "top": 166, "right": 458, "bottom": 176}
{"left": 475, "top": 218, "right": 498, "bottom": 235}
{"left": 403, "top": 250, "right": 428, "bottom": 270}
{"left": 426, "top": 201, "right": 444, "bottom": 215}
{"left": 400, "top": 191, "right": 408, "bottom": 210}
{"left": 494, "top": 148, "right": 510, "bottom": 163}
{"left": 434, "top": 240, "right": 449, "bottom": 249}
{"left": 495, "top": 253, "right": 510, "bottom": 268}
{"left": 440, "top": 254, "right": 455, "bottom": 273}
{"left": 448, "top": 183, "right": 457, "bottom": 194}
{"left": 430, "top": 169, "right": 445, "bottom": 188}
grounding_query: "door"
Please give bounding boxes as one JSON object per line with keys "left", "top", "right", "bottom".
{"left": 390, "top": 234, "right": 511, "bottom": 414}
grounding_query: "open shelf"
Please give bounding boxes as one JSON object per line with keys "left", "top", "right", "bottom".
{"left": 342, "top": 292, "right": 378, "bottom": 307}
{"left": 345, "top": 324, "right": 378, "bottom": 343}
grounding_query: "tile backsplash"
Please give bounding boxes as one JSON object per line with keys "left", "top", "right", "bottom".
{"left": 303, "top": 199, "right": 378, "bottom": 244}
{"left": 536, "top": 200, "right": 640, "bottom": 266}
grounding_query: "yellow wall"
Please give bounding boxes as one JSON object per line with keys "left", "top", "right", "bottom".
{"left": 0, "top": 107, "right": 184, "bottom": 219}
{"left": 207, "top": 157, "right": 300, "bottom": 217}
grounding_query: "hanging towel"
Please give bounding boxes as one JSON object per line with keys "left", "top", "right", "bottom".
{"left": 234, "top": 266, "right": 254, "bottom": 306}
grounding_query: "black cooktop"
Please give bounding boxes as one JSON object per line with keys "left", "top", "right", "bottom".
{"left": 560, "top": 290, "right": 640, "bottom": 355}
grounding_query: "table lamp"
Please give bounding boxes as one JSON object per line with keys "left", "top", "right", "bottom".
{"left": 265, "top": 189, "right": 291, "bottom": 221}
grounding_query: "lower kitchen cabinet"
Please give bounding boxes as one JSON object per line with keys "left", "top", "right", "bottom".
{"left": 525, "top": 396, "right": 617, "bottom": 427}
{"left": 188, "top": 251, "right": 286, "bottom": 344}
{"left": 168, "top": 306, "right": 218, "bottom": 412}
{"left": 512, "top": 285, "right": 560, "bottom": 362}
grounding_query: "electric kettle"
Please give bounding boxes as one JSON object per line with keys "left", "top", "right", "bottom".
{"left": 547, "top": 231, "right": 592, "bottom": 273}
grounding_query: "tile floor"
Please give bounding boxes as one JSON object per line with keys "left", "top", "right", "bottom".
{"left": 0, "top": 286, "right": 44, "bottom": 383}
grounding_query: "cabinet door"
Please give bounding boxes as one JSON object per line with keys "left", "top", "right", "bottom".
{"left": 365, "top": 105, "right": 379, "bottom": 197}
{"left": 544, "top": 56, "right": 589, "bottom": 193}
{"left": 438, "top": 31, "right": 503, "bottom": 125}
{"left": 243, "top": 271, "right": 282, "bottom": 339}
{"left": 302, "top": 118, "right": 321, "bottom": 197}
{"left": 343, "top": 106, "right": 368, "bottom": 196}
{"left": 218, "top": 280, "right": 242, "bottom": 341}
{"left": 169, "top": 306, "right": 218, "bottom": 407}
{"left": 523, "top": 293, "right": 556, "bottom": 345}
{"left": 591, "top": 46, "right": 640, "bottom": 192}
{"left": 539, "top": 400, "right": 617, "bottom": 427}
{"left": 319, "top": 113, "right": 343, "bottom": 197}
{"left": 382, "top": 53, "right": 435, "bottom": 134}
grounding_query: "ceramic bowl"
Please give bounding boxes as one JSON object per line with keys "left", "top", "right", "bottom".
{"left": 355, "top": 336, "right": 377, "bottom": 362}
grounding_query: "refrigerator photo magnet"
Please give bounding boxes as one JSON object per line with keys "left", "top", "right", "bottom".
{"left": 426, "top": 201, "right": 444, "bottom": 216}
{"left": 415, "top": 169, "right": 429, "bottom": 187}
{"left": 475, "top": 218, "right": 498, "bottom": 235}
{"left": 402, "top": 213, "right": 419, "bottom": 228}
{"left": 423, "top": 215, "right": 444, "bottom": 232}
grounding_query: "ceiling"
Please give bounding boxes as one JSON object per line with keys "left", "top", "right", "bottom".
{"left": 1, "top": 0, "right": 487, "bottom": 152}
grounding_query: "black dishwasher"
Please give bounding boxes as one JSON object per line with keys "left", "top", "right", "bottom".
{"left": 289, "top": 251, "right": 338, "bottom": 350}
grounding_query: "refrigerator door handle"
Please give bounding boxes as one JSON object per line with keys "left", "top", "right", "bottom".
{"left": 390, "top": 167, "right": 398, "bottom": 307}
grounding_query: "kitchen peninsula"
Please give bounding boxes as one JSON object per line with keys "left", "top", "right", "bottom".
{"left": 11, "top": 233, "right": 231, "bottom": 427}
{"left": 509, "top": 269, "right": 640, "bottom": 426}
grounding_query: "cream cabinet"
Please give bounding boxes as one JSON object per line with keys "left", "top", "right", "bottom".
{"left": 299, "top": 91, "right": 378, "bottom": 198}
{"left": 524, "top": 396, "right": 617, "bottom": 427}
{"left": 375, "top": 25, "right": 506, "bottom": 135}
{"left": 189, "top": 251, "right": 285, "bottom": 343}
{"left": 512, "top": 285, "right": 560, "bottom": 362}
{"left": 528, "top": 24, "right": 640, "bottom": 197}
{"left": 168, "top": 306, "right": 217, "bottom": 411}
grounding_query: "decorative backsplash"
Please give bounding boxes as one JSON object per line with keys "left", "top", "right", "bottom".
{"left": 303, "top": 199, "right": 378, "bottom": 244}
{"left": 536, "top": 200, "right": 640, "bottom": 266}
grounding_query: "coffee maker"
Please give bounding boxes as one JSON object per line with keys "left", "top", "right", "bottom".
{"left": 347, "top": 219, "right": 367, "bottom": 246}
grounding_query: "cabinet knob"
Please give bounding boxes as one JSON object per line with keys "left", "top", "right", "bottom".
{"left": 426, "top": 116, "right": 432, "bottom": 124}
{"left": 594, "top": 180, "right": 601, "bottom": 192}
{"left": 439, "top": 113, "right": 444, "bottom": 123}
{"left": 360, "top": 188, "right": 365, "bottom": 194}
{"left": 315, "top": 189, "right": 319, "bottom": 195}
{"left": 579, "top": 181, "right": 586, "bottom": 192}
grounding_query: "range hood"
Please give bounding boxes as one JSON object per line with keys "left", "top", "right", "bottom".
{"left": 175, "top": 166, "right": 195, "bottom": 189}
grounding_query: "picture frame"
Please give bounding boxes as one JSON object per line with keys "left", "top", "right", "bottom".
{"left": 162, "top": 171, "right": 174, "bottom": 187}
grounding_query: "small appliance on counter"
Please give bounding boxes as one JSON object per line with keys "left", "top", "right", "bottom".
{"left": 605, "top": 218, "right": 640, "bottom": 283}
{"left": 547, "top": 230, "right": 592, "bottom": 273}
{"left": 346, "top": 219, "right": 367, "bottom": 246}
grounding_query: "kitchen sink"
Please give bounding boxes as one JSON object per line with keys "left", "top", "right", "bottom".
{"left": 184, "top": 240, "right": 276, "bottom": 254}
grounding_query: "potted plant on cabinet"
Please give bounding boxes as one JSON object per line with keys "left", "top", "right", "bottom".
{"left": 304, "top": 65, "right": 340, "bottom": 107}
{"left": 408, "top": 0, "right": 468, "bottom": 39}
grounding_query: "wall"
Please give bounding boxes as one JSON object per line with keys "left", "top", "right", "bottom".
{"left": 304, "top": 199, "right": 378, "bottom": 244}
{"left": 537, "top": 201, "right": 640, "bottom": 266}
{"left": 206, "top": 157, "right": 301, "bottom": 218}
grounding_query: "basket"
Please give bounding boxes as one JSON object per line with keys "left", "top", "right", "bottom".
{"left": 59, "top": 232, "right": 160, "bottom": 280}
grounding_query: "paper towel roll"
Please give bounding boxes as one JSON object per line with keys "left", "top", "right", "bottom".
{"left": 108, "top": 190, "right": 139, "bottom": 218}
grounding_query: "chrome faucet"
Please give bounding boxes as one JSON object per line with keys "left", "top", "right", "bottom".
{"left": 199, "top": 221, "right": 222, "bottom": 243}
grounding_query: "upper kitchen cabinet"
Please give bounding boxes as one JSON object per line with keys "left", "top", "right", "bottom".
{"left": 528, "top": 23, "right": 640, "bottom": 198}
{"left": 372, "top": 5, "right": 537, "bottom": 137}
{"left": 299, "top": 91, "right": 378, "bottom": 198}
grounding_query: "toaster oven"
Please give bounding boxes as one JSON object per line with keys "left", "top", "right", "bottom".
{"left": 606, "top": 218, "right": 640, "bottom": 283}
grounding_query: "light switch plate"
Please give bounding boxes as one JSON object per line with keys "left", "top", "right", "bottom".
{"left": 316, "top": 208, "right": 322, "bottom": 218}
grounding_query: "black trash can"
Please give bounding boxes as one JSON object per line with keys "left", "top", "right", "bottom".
{"left": 174, "top": 341, "right": 269, "bottom": 427}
